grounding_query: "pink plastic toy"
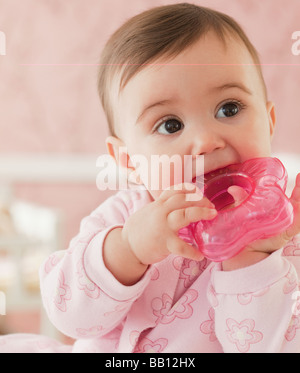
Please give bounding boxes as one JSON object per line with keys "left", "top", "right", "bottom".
{"left": 178, "top": 157, "right": 294, "bottom": 262}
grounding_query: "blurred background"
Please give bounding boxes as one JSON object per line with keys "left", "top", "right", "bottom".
{"left": 0, "top": 0, "right": 299, "bottom": 341}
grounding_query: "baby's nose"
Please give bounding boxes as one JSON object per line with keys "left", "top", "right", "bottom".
{"left": 191, "top": 127, "right": 226, "bottom": 156}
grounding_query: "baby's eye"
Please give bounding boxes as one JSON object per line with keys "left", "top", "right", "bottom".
{"left": 216, "top": 102, "right": 242, "bottom": 118}
{"left": 156, "top": 118, "right": 184, "bottom": 135}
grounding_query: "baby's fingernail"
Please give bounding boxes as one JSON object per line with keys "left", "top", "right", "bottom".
{"left": 204, "top": 207, "right": 218, "bottom": 218}
{"left": 207, "top": 208, "right": 217, "bottom": 216}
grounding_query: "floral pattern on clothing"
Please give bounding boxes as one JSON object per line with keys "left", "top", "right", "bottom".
{"left": 129, "top": 331, "right": 140, "bottom": 347}
{"left": 283, "top": 236, "right": 300, "bottom": 256}
{"left": 200, "top": 307, "right": 217, "bottom": 342}
{"left": 174, "top": 258, "right": 208, "bottom": 288}
{"left": 134, "top": 337, "right": 168, "bottom": 353}
{"left": 76, "top": 325, "right": 103, "bottom": 338}
{"left": 151, "top": 289, "right": 198, "bottom": 324}
{"left": 285, "top": 314, "right": 300, "bottom": 342}
{"left": 44, "top": 253, "right": 62, "bottom": 274}
{"left": 283, "top": 268, "right": 298, "bottom": 294}
{"left": 54, "top": 270, "right": 72, "bottom": 312}
{"left": 76, "top": 260, "right": 101, "bottom": 299}
{"left": 172, "top": 256, "right": 184, "bottom": 271}
{"left": 225, "top": 318, "right": 263, "bottom": 352}
{"left": 150, "top": 266, "right": 160, "bottom": 281}
{"left": 67, "top": 231, "right": 97, "bottom": 254}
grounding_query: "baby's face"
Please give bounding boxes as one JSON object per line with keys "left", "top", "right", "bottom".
{"left": 110, "top": 32, "right": 275, "bottom": 200}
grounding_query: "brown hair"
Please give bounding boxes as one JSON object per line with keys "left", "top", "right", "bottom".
{"left": 98, "top": 3, "right": 266, "bottom": 136}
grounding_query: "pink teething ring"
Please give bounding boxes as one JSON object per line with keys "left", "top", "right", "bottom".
{"left": 178, "top": 157, "right": 294, "bottom": 262}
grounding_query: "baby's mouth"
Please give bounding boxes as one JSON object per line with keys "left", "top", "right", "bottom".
{"left": 192, "top": 165, "right": 232, "bottom": 185}
{"left": 204, "top": 165, "right": 232, "bottom": 182}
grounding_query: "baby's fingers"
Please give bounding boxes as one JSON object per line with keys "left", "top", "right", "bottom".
{"left": 167, "top": 205, "right": 217, "bottom": 232}
{"left": 167, "top": 234, "right": 204, "bottom": 261}
{"left": 159, "top": 183, "right": 203, "bottom": 203}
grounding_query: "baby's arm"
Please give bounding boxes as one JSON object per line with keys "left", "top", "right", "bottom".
{"left": 39, "top": 190, "right": 151, "bottom": 340}
{"left": 103, "top": 183, "right": 217, "bottom": 285}
{"left": 39, "top": 184, "right": 216, "bottom": 340}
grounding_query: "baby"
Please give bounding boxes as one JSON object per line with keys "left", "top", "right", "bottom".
{"left": 1, "top": 2, "right": 300, "bottom": 353}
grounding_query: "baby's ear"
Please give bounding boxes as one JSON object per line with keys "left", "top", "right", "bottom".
{"left": 105, "top": 136, "right": 133, "bottom": 169}
{"left": 105, "top": 136, "right": 143, "bottom": 186}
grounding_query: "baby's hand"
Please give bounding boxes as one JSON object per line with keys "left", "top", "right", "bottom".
{"left": 121, "top": 183, "right": 217, "bottom": 266}
{"left": 223, "top": 173, "right": 300, "bottom": 270}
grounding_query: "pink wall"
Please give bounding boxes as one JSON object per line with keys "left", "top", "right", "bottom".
{"left": 0, "top": 0, "right": 300, "bottom": 246}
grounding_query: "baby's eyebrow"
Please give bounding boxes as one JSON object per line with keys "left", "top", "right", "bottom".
{"left": 212, "top": 82, "right": 252, "bottom": 95}
{"left": 136, "top": 83, "right": 252, "bottom": 124}
{"left": 136, "top": 99, "right": 174, "bottom": 124}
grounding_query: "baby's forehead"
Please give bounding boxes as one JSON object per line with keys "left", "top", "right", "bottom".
{"left": 117, "top": 32, "right": 255, "bottom": 90}
{"left": 116, "top": 33, "right": 262, "bottom": 96}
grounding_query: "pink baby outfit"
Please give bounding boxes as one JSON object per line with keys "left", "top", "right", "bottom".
{"left": 1, "top": 188, "right": 300, "bottom": 353}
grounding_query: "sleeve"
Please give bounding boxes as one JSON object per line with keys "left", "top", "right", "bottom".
{"left": 39, "top": 190, "right": 153, "bottom": 340}
{"left": 208, "top": 240, "right": 300, "bottom": 353}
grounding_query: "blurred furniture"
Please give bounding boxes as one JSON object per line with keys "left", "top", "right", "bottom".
{"left": 0, "top": 153, "right": 98, "bottom": 339}
{"left": 0, "top": 197, "right": 62, "bottom": 338}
